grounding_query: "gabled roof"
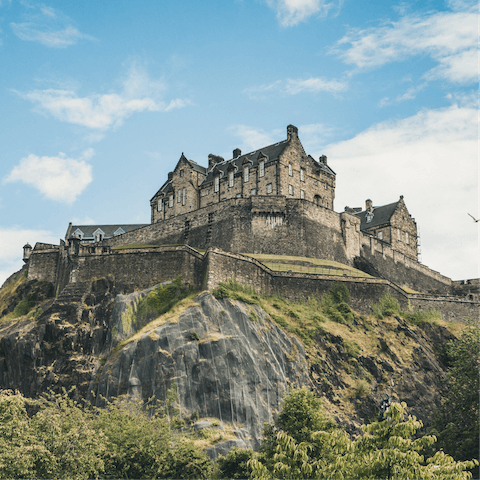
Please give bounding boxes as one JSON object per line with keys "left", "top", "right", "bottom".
{"left": 201, "top": 140, "right": 291, "bottom": 185}
{"left": 66, "top": 224, "right": 148, "bottom": 239}
{"left": 307, "top": 155, "right": 336, "bottom": 176}
{"left": 354, "top": 201, "right": 400, "bottom": 230}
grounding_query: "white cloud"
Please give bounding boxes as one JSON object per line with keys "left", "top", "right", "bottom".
{"left": 333, "top": 10, "right": 477, "bottom": 84}
{"left": 17, "top": 65, "right": 190, "bottom": 130}
{"left": 379, "top": 82, "right": 428, "bottom": 107}
{"left": 4, "top": 149, "right": 94, "bottom": 204}
{"left": 229, "top": 125, "right": 280, "bottom": 152}
{"left": 245, "top": 77, "right": 347, "bottom": 99}
{"left": 267, "top": 0, "right": 341, "bottom": 26}
{"left": 10, "top": 4, "right": 95, "bottom": 48}
{"left": 0, "top": 227, "right": 60, "bottom": 288}
{"left": 322, "top": 103, "right": 478, "bottom": 280}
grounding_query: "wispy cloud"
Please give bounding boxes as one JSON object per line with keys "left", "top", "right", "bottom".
{"left": 16, "top": 64, "right": 191, "bottom": 130}
{"left": 332, "top": 9, "right": 477, "bottom": 84}
{"left": 228, "top": 125, "right": 280, "bottom": 152}
{"left": 10, "top": 3, "right": 95, "bottom": 47}
{"left": 379, "top": 82, "right": 428, "bottom": 107}
{"left": 266, "top": 0, "right": 342, "bottom": 26}
{"left": 4, "top": 149, "right": 94, "bottom": 204}
{"left": 245, "top": 76, "right": 347, "bottom": 99}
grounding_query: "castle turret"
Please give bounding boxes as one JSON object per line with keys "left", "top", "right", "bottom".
{"left": 23, "top": 243, "right": 32, "bottom": 263}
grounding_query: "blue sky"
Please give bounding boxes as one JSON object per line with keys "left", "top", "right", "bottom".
{"left": 0, "top": 0, "right": 478, "bottom": 285}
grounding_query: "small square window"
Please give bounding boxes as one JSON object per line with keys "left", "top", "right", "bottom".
{"left": 288, "top": 184, "right": 293, "bottom": 195}
{"left": 300, "top": 168, "right": 305, "bottom": 182}
{"left": 267, "top": 183, "right": 272, "bottom": 194}
{"left": 300, "top": 189, "right": 304, "bottom": 199}
{"left": 251, "top": 189, "right": 256, "bottom": 195}
{"left": 259, "top": 160, "right": 265, "bottom": 177}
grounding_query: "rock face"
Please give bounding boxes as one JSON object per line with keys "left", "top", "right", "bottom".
{"left": 0, "top": 276, "right": 459, "bottom": 450}
{"left": 93, "top": 292, "right": 309, "bottom": 448}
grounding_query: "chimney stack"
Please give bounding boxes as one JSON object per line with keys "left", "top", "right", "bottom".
{"left": 366, "top": 199, "right": 373, "bottom": 212}
{"left": 287, "top": 124, "right": 298, "bottom": 141}
{"left": 319, "top": 155, "right": 327, "bottom": 165}
{"left": 233, "top": 148, "right": 241, "bottom": 158}
{"left": 208, "top": 154, "right": 224, "bottom": 171}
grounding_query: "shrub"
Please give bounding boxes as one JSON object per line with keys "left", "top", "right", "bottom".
{"left": 329, "top": 283, "right": 350, "bottom": 304}
{"left": 372, "top": 293, "right": 401, "bottom": 319}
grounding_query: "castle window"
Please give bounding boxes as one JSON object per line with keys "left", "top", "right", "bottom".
{"left": 267, "top": 183, "right": 272, "bottom": 194}
{"left": 244, "top": 166, "right": 249, "bottom": 182}
{"left": 182, "top": 187, "right": 186, "bottom": 205}
{"left": 300, "top": 168, "right": 305, "bottom": 182}
{"left": 300, "top": 189, "right": 304, "bottom": 199}
{"left": 177, "top": 189, "right": 181, "bottom": 203}
{"left": 157, "top": 198, "right": 162, "bottom": 211}
{"left": 229, "top": 170, "right": 234, "bottom": 187}
{"left": 325, "top": 200, "right": 328, "bottom": 208}
{"left": 259, "top": 160, "right": 265, "bottom": 177}
{"left": 289, "top": 184, "right": 293, "bottom": 195}
{"left": 251, "top": 189, "right": 256, "bottom": 195}
{"left": 169, "top": 194, "right": 173, "bottom": 207}
{"left": 288, "top": 163, "right": 293, "bottom": 176}
{"left": 378, "top": 231, "right": 383, "bottom": 240}
{"left": 324, "top": 183, "right": 328, "bottom": 190}
{"left": 398, "top": 229, "right": 401, "bottom": 241}
{"left": 180, "top": 169, "right": 184, "bottom": 177}
{"left": 406, "top": 232, "right": 409, "bottom": 244}
{"left": 214, "top": 176, "right": 219, "bottom": 192}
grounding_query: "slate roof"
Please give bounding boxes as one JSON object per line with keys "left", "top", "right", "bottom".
{"left": 201, "top": 140, "right": 291, "bottom": 185}
{"left": 66, "top": 224, "right": 148, "bottom": 240}
{"left": 353, "top": 201, "right": 400, "bottom": 230}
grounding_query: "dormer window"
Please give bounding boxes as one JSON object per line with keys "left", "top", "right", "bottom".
{"left": 93, "top": 228, "right": 105, "bottom": 243}
{"left": 229, "top": 170, "right": 234, "bottom": 187}
{"left": 214, "top": 175, "right": 220, "bottom": 192}
{"left": 157, "top": 198, "right": 162, "bottom": 211}
{"left": 259, "top": 160, "right": 265, "bottom": 177}
{"left": 73, "top": 228, "right": 84, "bottom": 240}
{"left": 244, "top": 166, "right": 249, "bottom": 183}
{"left": 114, "top": 227, "right": 125, "bottom": 236}
{"left": 288, "top": 163, "right": 293, "bottom": 176}
{"left": 366, "top": 210, "right": 374, "bottom": 223}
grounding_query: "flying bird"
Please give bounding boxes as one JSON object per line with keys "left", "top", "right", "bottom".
{"left": 468, "top": 213, "right": 479, "bottom": 222}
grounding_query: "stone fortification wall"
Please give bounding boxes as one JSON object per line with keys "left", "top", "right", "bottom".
{"left": 70, "top": 246, "right": 204, "bottom": 291}
{"left": 25, "top": 244, "right": 477, "bottom": 322}
{"left": 27, "top": 244, "right": 59, "bottom": 285}
{"left": 104, "top": 196, "right": 355, "bottom": 265}
{"left": 357, "top": 235, "right": 451, "bottom": 294}
{"left": 408, "top": 294, "right": 479, "bottom": 323}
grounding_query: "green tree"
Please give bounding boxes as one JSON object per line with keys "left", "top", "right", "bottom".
{"left": 0, "top": 391, "right": 54, "bottom": 479}
{"left": 214, "top": 447, "right": 255, "bottom": 479}
{"left": 348, "top": 401, "right": 477, "bottom": 480}
{"left": 431, "top": 323, "right": 479, "bottom": 477}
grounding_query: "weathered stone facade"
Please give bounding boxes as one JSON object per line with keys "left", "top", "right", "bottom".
{"left": 150, "top": 125, "right": 336, "bottom": 224}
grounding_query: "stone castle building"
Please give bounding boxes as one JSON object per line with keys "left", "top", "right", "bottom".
{"left": 17, "top": 124, "right": 477, "bottom": 323}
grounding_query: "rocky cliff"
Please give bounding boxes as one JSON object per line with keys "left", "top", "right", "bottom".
{"left": 0, "top": 272, "right": 462, "bottom": 452}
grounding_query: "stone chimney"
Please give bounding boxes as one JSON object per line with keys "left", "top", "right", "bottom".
{"left": 23, "top": 243, "right": 32, "bottom": 263}
{"left": 168, "top": 172, "right": 173, "bottom": 181}
{"left": 366, "top": 199, "right": 373, "bottom": 212}
{"left": 287, "top": 124, "right": 298, "bottom": 141}
{"left": 208, "top": 154, "right": 224, "bottom": 171}
{"left": 319, "top": 155, "right": 327, "bottom": 165}
{"left": 233, "top": 148, "right": 241, "bottom": 158}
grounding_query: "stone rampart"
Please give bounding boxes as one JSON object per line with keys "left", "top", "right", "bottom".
{"left": 358, "top": 234, "right": 451, "bottom": 294}
{"left": 25, "top": 244, "right": 478, "bottom": 322}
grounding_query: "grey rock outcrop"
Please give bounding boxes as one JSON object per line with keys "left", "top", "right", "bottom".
{"left": 93, "top": 292, "right": 310, "bottom": 448}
